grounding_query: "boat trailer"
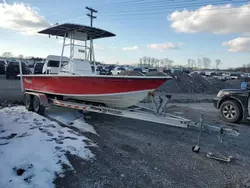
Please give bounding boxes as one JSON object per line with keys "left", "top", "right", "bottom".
{"left": 23, "top": 91, "right": 239, "bottom": 135}
{"left": 22, "top": 91, "right": 239, "bottom": 161}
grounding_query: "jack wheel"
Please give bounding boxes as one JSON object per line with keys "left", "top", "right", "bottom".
{"left": 33, "top": 96, "right": 45, "bottom": 115}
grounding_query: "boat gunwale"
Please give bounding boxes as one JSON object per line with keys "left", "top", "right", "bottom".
{"left": 21, "top": 74, "right": 172, "bottom": 80}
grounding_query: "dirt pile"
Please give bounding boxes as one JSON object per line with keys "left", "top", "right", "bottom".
{"left": 158, "top": 74, "right": 242, "bottom": 94}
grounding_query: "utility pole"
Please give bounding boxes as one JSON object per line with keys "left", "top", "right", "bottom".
{"left": 85, "top": 6, "right": 98, "bottom": 73}
{"left": 86, "top": 6, "right": 98, "bottom": 27}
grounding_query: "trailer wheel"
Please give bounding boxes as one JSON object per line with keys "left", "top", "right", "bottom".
{"left": 220, "top": 100, "right": 242, "bottom": 123}
{"left": 23, "top": 94, "right": 33, "bottom": 111}
{"left": 33, "top": 96, "right": 45, "bottom": 115}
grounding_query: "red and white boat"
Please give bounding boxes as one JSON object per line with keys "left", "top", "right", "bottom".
{"left": 22, "top": 23, "right": 171, "bottom": 108}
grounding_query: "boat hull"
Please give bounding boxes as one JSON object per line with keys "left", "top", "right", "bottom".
{"left": 66, "top": 89, "right": 154, "bottom": 108}
{"left": 22, "top": 75, "right": 170, "bottom": 108}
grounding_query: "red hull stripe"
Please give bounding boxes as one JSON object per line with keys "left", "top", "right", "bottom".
{"left": 22, "top": 76, "right": 169, "bottom": 95}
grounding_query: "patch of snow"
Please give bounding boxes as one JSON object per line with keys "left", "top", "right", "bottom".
{"left": 46, "top": 107, "right": 98, "bottom": 135}
{"left": 0, "top": 106, "right": 95, "bottom": 188}
{"left": 46, "top": 106, "right": 81, "bottom": 125}
{"left": 70, "top": 117, "right": 98, "bottom": 135}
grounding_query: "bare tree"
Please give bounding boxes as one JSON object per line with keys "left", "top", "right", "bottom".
{"left": 142, "top": 56, "right": 147, "bottom": 65}
{"left": 139, "top": 58, "right": 143, "bottom": 67}
{"left": 160, "top": 59, "right": 164, "bottom": 68}
{"left": 197, "top": 58, "right": 202, "bottom": 69}
{"left": 156, "top": 59, "right": 160, "bottom": 68}
{"left": 191, "top": 59, "right": 196, "bottom": 68}
{"left": 202, "top": 57, "right": 211, "bottom": 69}
{"left": 187, "top": 59, "right": 192, "bottom": 68}
{"left": 18, "top": 54, "right": 24, "bottom": 59}
{"left": 2, "top": 52, "right": 13, "bottom": 58}
{"left": 215, "top": 59, "right": 222, "bottom": 69}
{"left": 167, "top": 60, "right": 174, "bottom": 68}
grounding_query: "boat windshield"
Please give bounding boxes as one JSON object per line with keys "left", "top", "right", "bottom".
{"left": 47, "top": 60, "right": 59, "bottom": 67}
{"left": 47, "top": 60, "right": 68, "bottom": 67}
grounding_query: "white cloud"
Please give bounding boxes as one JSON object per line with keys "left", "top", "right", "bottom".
{"left": 0, "top": 2, "right": 50, "bottom": 35}
{"left": 147, "top": 42, "right": 182, "bottom": 50}
{"left": 222, "top": 37, "right": 250, "bottom": 52}
{"left": 122, "top": 46, "right": 139, "bottom": 51}
{"left": 169, "top": 4, "right": 250, "bottom": 34}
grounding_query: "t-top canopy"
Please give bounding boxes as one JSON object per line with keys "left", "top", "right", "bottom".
{"left": 38, "top": 23, "right": 116, "bottom": 40}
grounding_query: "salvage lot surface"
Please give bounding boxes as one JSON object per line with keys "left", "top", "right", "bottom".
{"left": 0, "top": 75, "right": 22, "bottom": 103}
{"left": 1, "top": 76, "right": 250, "bottom": 188}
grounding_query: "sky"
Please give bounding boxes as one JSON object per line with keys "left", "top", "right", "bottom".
{"left": 0, "top": 0, "right": 250, "bottom": 68}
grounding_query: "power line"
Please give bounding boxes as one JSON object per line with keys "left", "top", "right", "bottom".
{"left": 45, "top": 0, "right": 238, "bottom": 20}
{"left": 48, "top": 0, "right": 248, "bottom": 23}
{"left": 99, "top": 0, "right": 236, "bottom": 13}
{"left": 66, "top": 3, "right": 249, "bottom": 22}
{"left": 99, "top": 0, "right": 249, "bottom": 17}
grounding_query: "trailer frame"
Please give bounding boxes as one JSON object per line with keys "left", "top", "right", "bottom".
{"left": 22, "top": 91, "right": 240, "bottom": 139}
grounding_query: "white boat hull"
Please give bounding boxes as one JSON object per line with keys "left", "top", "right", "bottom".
{"left": 65, "top": 89, "right": 154, "bottom": 108}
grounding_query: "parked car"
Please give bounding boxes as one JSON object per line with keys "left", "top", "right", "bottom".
{"left": 213, "top": 83, "right": 250, "bottom": 123}
{"left": 111, "top": 67, "right": 125, "bottom": 75}
{"left": 33, "top": 62, "right": 44, "bottom": 74}
{"left": 0, "top": 60, "right": 7, "bottom": 74}
{"left": 242, "top": 73, "right": 250, "bottom": 78}
{"left": 163, "top": 69, "right": 171, "bottom": 74}
{"left": 141, "top": 67, "right": 149, "bottom": 74}
{"left": 5, "top": 61, "right": 31, "bottom": 79}
{"left": 133, "top": 67, "right": 143, "bottom": 73}
{"left": 42, "top": 55, "right": 69, "bottom": 74}
{"left": 229, "top": 72, "right": 242, "bottom": 79}
{"left": 98, "top": 66, "right": 112, "bottom": 75}
{"left": 205, "top": 71, "right": 216, "bottom": 77}
{"left": 96, "top": 65, "right": 103, "bottom": 72}
{"left": 182, "top": 69, "right": 190, "bottom": 74}
{"left": 223, "top": 72, "right": 241, "bottom": 80}
{"left": 148, "top": 68, "right": 158, "bottom": 72}
{"left": 212, "top": 72, "right": 228, "bottom": 81}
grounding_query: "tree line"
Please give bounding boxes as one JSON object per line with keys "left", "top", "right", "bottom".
{"left": 139, "top": 56, "right": 222, "bottom": 69}
{"left": 1, "top": 52, "right": 43, "bottom": 61}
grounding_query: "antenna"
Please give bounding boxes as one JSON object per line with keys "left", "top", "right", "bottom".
{"left": 86, "top": 6, "right": 98, "bottom": 27}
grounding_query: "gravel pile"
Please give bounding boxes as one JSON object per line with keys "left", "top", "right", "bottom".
{"left": 120, "top": 70, "right": 242, "bottom": 94}
{"left": 158, "top": 74, "right": 242, "bottom": 94}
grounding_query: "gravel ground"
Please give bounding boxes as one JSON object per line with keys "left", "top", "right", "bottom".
{"left": 1, "top": 74, "right": 250, "bottom": 188}
{"left": 54, "top": 104, "right": 250, "bottom": 188}
{"left": 0, "top": 75, "right": 23, "bottom": 104}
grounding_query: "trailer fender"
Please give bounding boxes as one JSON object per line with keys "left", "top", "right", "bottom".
{"left": 24, "top": 92, "right": 48, "bottom": 107}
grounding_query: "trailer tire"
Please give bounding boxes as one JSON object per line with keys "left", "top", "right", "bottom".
{"left": 23, "top": 94, "right": 33, "bottom": 111}
{"left": 220, "top": 100, "right": 242, "bottom": 123}
{"left": 33, "top": 96, "right": 45, "bottom": 115}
